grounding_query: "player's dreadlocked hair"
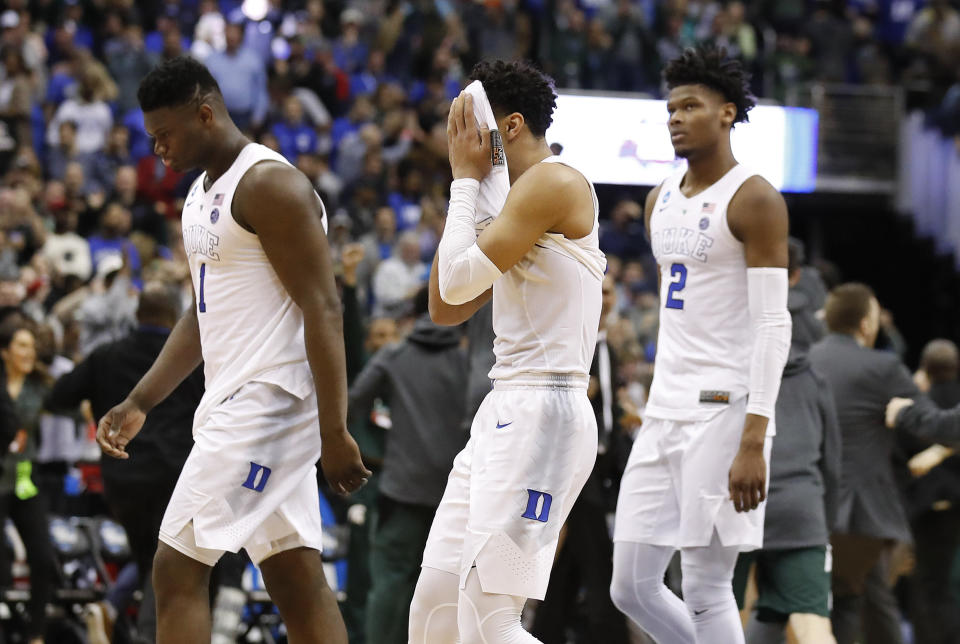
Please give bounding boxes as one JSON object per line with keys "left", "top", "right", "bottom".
{"left": 663, "top": 45, "right": 756, "bottom": 126}
{"left": 137, "top": 55, "right": 222, "bottom": 112}
{"left": 469, "top": 59, "right": 557, "bottom": 138}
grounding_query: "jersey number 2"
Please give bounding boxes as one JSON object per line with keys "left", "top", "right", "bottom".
{"left": 665, "top": 262, "right": 687, "bottom": 310}
{"left": 199, "top": 263, "right": 207, "bottom": 313}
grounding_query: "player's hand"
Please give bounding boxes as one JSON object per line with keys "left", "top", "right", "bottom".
{"left": 913, "top": 369, "right": 931, "bottom": 393}
{"left": 728, "top": 443, "right": 766, "bottom": 513}
{"left": 97, "top": 398, "right": 147, "bottom": 459}
{"left": 321, "top": 431, "right": 372, "bottom": 495}
{"left": 886, "top": 397, "right": 914, "bottom": 428}
{"left": 447, "top": 93, "right": 492, "bottom": 181}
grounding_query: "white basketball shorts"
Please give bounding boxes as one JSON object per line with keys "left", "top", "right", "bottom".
{"left": 159, "top": 381, "right": 324, "bottom": 566}
{"left": 613, "top": 397, "right": 773, "bottom": 551}
{"left": 421, "top": 373, "right": 598, "bottom": 600}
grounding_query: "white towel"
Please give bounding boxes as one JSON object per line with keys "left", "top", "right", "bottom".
{"left": 462, "top": 80, "right": 510, "bottom": 233}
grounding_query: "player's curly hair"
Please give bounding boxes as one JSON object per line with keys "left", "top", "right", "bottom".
{"left": 469, "top": 59, "right": 557, "bottom": 138}
{"left": 137, "top": 55, "right": 222, "bottom": 112}
{"left": 663, "top": 45, "right": 756, "bottom": 125}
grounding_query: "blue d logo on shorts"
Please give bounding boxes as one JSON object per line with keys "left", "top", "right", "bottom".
{"left": 521, "top": 489, "right": 552, "bottom": 523}
{"left": 242, "top": 462, "right": 272, "bottom": 493}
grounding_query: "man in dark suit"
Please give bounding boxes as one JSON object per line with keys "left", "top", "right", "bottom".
{"left": 809, "top": 283, "right": 916, "bottom": 644}
{"left": 532, "top": 274, "right": 630, "bottom": 644}
{"left": 895, "top": 339, "right": 960, "bottom": 644}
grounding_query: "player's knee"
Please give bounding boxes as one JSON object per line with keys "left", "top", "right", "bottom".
{"left": 680, "top": 570, "right": 732, "bottom": 614}
{"left": 152, "top": 542, "right": 208, "bottom": 603}
{"left": 609, "top": 568, "right": 634, "bottom": 615}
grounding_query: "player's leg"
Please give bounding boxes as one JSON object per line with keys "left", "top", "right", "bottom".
{"left": 610, "top": 540, "right": 696, "bottom": 643}
{"left": 458, "top": 568, "right": 540, "bottom": 644}
{"left": 680, "top": 530, "right": 745, "bottom": 644}
{"left": 409, "top": 566, "right": 461, "bottom": 644}
{"left": 257, "top": 545, "right": 347, "bottom": 644}
{"left": 611, "top": 415, "right": 695, "bottom": 642}
{"left": 152, "top": 539, "right": 215, "bottom": 644}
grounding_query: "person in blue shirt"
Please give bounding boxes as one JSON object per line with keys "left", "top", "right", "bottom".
{"left": 271, "top": 95, "right": 318, "bottom": 163}
{"left": 203, "top": 21, "right": 268, "bottom": 131}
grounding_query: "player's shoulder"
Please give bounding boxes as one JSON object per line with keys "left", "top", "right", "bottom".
{"left": 234, "top": 160, "right": 317, "bottom": 215}
{"left": 730, "top": 174, "right": 786, "bottom": 215}
{"left": 513, "top": 161, "right": 588, "bottom": 202}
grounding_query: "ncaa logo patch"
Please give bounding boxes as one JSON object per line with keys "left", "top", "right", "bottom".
{"left": 699, "top": 216, "right": 710, "bottom": 230}
{"left": 210, "top": 208, "right": 220, "bottom": 224}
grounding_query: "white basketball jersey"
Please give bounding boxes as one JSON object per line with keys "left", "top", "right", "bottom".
{"left": 644, "top": 164, "right": 755, "bottom": 421}
{"left": 180, "top": 143, "right": 328, "bottom": 429}
{"left": 488, "top": 157, "right": 606, "bottom": 381}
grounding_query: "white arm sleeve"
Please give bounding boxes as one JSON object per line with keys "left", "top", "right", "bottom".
{"left": 437, "top": 178, "right": 503, "bottom": 305}
{"left": 746, "top": 267, "right": 792, "bottom": 419}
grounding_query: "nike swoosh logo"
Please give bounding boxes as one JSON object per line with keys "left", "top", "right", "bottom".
{"left": 693, "top": 609, "right": 708, "bottom": 616}
{"left": 496, "top": 421, "right": 513, "bottom": 429}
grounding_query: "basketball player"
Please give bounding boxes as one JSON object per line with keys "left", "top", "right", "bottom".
{"left": 96, "top": 56, "right": 370, "bottom": 644}
{"left": 610, "top": 46, "right": 792, "bottom": 643}
{"left": 407, "top": 60, "right": 605, "bottom": 644}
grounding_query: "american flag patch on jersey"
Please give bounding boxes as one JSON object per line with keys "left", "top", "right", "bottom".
{"left": 213, "top": 193, "right": 224, "bottom": 205}
{"left": 701, "top": 202, "right": 716, "bottom": 214}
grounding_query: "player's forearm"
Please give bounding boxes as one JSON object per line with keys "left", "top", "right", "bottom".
{"left": 437, "top": 179, "right": 501, "bottom": 305}
{"left": 429, "top": 250, "right": 492, "bottom": 326}
{"left": 302, "top": 295, "right": 350, "bottom": 441}
{"left": 128, "top": 308, "right": 202, "bottom": 413}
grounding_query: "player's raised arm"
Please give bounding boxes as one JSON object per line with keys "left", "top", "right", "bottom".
{"left": 726, "top": 176, "right": 792, "bottom": 511}
{"left": 233, "top": 162, "right": 370, "bottom": 494}
{"left": 97, "top": 300, "right": 202, "bottom": 459}
{"left": 435, "top": 94, "right": 592, "bottom": 307}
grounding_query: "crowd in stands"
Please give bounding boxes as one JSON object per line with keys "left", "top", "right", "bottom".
{"left": 0, "top": 0, "right": 956, "bottom": 642}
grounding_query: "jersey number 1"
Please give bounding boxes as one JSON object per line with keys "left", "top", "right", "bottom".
{"left": 199, "top": 263, "right": 207, "bottom": 313}
{"left": 665, "top": 262, "right": 687, "bottom": 310}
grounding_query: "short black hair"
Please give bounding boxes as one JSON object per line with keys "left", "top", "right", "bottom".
{"left": 469, "top": 59, "right": 557, "bottom": 138}
{"left": 137, "top": 55, "right": 221, "bottom": 112}
{"left": 663, "top": 45, "right": 756, "bottom": 125}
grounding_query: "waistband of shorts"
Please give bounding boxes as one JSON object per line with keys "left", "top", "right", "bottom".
{"left": 492, "top": 372, "right": 588, "bottom": 390}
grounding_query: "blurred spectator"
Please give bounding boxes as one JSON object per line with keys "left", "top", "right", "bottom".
{"left": 334, "top": 9, "right": 369, "bottom": 76}
{"left": 46, "top": 64, "right": 115, "bottom": 155}
{"left": 105, "top": 21, "right": 157, "bottom": 115}
{"left": 87, "top": 201, "right": 141, "bottom": 279}
{"left": 87, "top": 124, "right": 133, "bottom": 194}
{"left": 804, "top": 0, "right": 855, "bottom": 82}
{"left": 904, "top": 0, "right": 960, "bottom": 79}
{"left": 895, "top": 339, "right": 960, "bottom": 644}
{"left": 40, "top": 208, "right": 91, "bottom": 284}
{"left": 49, "top": 283, "right": 204, "bottom": 643}
{"left": 357, "top": 205, "right": 399, "bottom": 294}
{"left": 0, "top": 317, "right": 55, "bottom": 644}
{"left": 600, "top": 199, "right": 649, "bottom": 260}
{"left": 205, "top": 20, "right": 268, "bottom": 131}
{"left": 191, "top": 0, "right": 227, "bottom": 61}
{"left": 0, "top": 44, "right": 34, "bottom": 167}
{"left": 387, "top": 160, "right": 425, "bottom": 231}
{"left": 271, "top": 94, "right": 318, "bottom": 163}
{"left": 110, "top": 165, "right": 165, "bottom": 245}
{"left": 348, "top": 288, "right": 468, "bottom": 644}
{"left": 46, "top": 119, "right": 82, "bottom": 181}
{"left": 372, "top": 230, "right": 426, "bottom": 318}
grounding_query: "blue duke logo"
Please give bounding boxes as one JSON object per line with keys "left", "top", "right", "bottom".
{"left": 521, "top": 489, "right": 552, "bottom": 523}
{"left": 242, "top": 462, "right": 272, "bottom": 493}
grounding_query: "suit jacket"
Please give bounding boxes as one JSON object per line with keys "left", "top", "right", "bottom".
{"left": 809, "top": 333, "right": 917, "bottom": 542}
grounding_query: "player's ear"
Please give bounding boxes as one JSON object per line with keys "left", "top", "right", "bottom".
{"left": 198, "top": 103, "right": 215, "bottom": 126}
{"left": 502, "top": 112, "right": 525, "bottom": 142}
{"left": 720, "top": 102, "right": 736, "bottom": 129}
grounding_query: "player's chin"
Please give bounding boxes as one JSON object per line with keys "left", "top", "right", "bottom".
{"left": 672, "top": 144, "right": 693, "bottom": 159}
